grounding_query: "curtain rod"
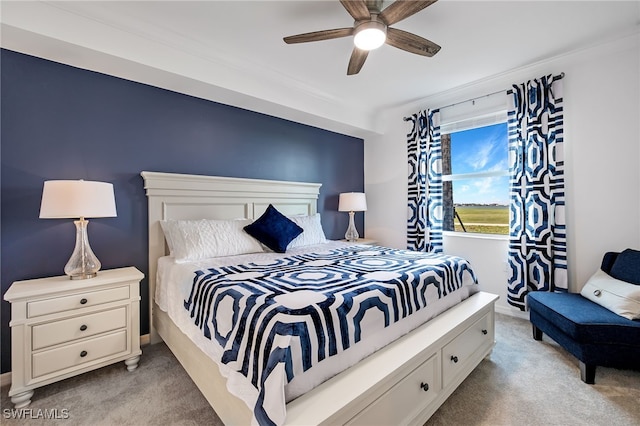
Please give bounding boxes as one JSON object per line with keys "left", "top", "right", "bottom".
{"left": 404, "top": 72, "right": 565, "bottom": 120}
{"left": 506, "top": 72, "right": 564, "bottom": 95}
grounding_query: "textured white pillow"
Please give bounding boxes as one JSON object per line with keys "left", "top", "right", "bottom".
{"left": 580, "top": 269, "right": 640, "bottom": 320}
{"left": 160, "top": 219, "right": 263, "bottom": 263}
{"left": 287, "top": 214, "right": 328, "bottom": 249}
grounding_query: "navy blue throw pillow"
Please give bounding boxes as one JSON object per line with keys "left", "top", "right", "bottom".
{"left": 244, "top": 204, "right": 303, "bottom": 253}
{"left": 609, "top": 248, "right": 640, "bottom": 285}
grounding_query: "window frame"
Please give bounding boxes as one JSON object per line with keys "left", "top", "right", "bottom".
{"left": 440, "top": 111, "right": 509, "bottom": 236}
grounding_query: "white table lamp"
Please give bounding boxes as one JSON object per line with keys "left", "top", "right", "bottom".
{"left": 40, "top": 180, "right": 117, "bottom": 279}
{"left": 338, "top": 192, "right": 367, "bottom": 242}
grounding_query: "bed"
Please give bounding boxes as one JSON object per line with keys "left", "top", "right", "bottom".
{"left": 141, "top": 171, "right": 499, "bottom": 425}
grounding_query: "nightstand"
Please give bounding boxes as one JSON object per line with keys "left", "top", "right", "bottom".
{"left": 340, "top": 238, "right": 378, "bottom": 245}
{"left": 4, "top": 267, "right": 144, "bottom": 408}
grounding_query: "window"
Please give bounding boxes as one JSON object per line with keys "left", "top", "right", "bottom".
{"left": 441, "top": 120, "right": 509, "bottom": 235}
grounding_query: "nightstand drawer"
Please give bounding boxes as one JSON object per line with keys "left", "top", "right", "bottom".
{"left": 32, "top": 329, "right": 128, "bottom": 378}
{"left": 28, "top": 286, "right": 130, "bottom": 318}
{"left": 6, "top": 267, "right": 143, "bottom": 408}
{"left": 32, "top": 307, "right": 128, "bottom": 350}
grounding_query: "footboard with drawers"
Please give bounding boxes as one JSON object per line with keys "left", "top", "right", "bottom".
{"left": 287, "top": 291, "right": 498, "bottom": 425}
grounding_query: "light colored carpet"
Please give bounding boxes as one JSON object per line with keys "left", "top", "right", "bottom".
{"left": 1, "top": 344, "right": 222, "bottom": 426}
{"left": 2, "top": 314, "right": 639, "bottom": 425}
{"left": 426, "top": 314, "right": 640, "bottom": 426}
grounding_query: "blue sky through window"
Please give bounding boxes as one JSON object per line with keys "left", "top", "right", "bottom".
{"left": 449, "top": 122, "right": 509, "bottom": 205}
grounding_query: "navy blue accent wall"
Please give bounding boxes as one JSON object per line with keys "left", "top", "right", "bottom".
{"left": 0, "top": 49, "right": 364, "bottom": 373}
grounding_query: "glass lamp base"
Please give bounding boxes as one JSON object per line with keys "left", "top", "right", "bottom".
{"left": 64, "top": 219, "right": 101, "bottom": 280}
{"left": 70, "top": 272, "right": 98, "bottom": 280}
{"left": 344, "top": 211, "right": 360, "bottom": 242}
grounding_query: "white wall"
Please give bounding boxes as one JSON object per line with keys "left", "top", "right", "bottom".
{"left": 364, "top": 31, "right": 640, "bottom": 316}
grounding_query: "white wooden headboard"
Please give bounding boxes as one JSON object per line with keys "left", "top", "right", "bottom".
{"left": 140, "top": 171, "right": 322, "bottom": 342}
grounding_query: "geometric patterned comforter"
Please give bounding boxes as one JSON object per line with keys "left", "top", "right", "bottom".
{"left": 184, "top": 245, "right": 477, "bottom": 425}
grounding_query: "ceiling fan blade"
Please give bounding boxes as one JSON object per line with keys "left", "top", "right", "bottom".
{"left": 386, "top": 27, "right": 441, "bottom": 57}
{"left": 283, "top": 28, "right": 354, "bottom": 44}
{"left": 379, "top": 0, "right": 438, "bottom": 26}
{"left": 347, "top": 47, "right": 369, "bottom": 75}
{"left": 339, "top": 0, "right": 371, "bottom": 21}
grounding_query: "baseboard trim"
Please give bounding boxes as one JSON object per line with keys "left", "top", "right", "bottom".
{"left": 495, "top": 304, "right": 529, "bottom": 320}
{"left": 1, "top": 334, "right": 153, "bottom": 387}
{"left": 140, "top": 333, "right": 150, "bottom": 346}
{"left": 0, "top": 371, "right": 11, "bottom": 387}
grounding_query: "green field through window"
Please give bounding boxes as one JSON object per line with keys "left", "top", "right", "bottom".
{"left": 453, "top": 206, "right": 509, "bottom": 235}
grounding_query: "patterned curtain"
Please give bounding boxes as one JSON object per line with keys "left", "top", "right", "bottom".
{"left": 406, "top": 109, "right": 443, "bottom": 253}
{"left": 507, "top": 74, "right": 567, "bottom": 310}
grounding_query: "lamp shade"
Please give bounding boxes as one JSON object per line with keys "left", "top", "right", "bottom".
{"left": 338, "top": 192, "right": 367, "bottom": 212}
{"left": 40, "top": 180, "right": 117, "bottom": 219}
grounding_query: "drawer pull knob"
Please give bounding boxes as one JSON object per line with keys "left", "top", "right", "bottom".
{"left": 80, "top": 324, "right": 88, "bottom": 331}
{"left": 80, "top": 350, "right": 88, "bottom": 358}
{"left": 420, "top": 382, "right": 429, "bottom": 392}
{"left": 80, "top": 298, "right": 88, "bottom": 305}
{"left": 482, "top": 329, "right": 488, "bottom": 335}
{"left": 451, "top": 355, "right": 459, "bottom": 363}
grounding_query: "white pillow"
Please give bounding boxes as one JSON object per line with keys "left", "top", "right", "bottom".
{"left": 160, "top": 219, "right": 263, "bottom": 263}
{"left": 287, "top": 214, "right": 328, "bottom": 249}
{"left": 580, "top": 269, "right": 640, "bottom": 320}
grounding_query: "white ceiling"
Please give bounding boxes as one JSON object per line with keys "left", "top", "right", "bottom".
{"left": 1, "top": 1, "right": 639, "bottom": 137}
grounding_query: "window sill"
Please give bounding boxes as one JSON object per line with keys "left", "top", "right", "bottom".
{"left": 442, "top": 231, "right": 508, "bottom": 241}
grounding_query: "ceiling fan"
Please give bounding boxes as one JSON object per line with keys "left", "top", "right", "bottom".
{"left": 283, "top": 0, "right": 441, "bottom": 75}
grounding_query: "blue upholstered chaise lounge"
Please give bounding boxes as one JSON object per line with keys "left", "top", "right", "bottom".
{"left": 528, "top": 251, "right": 640, "bottom": 384}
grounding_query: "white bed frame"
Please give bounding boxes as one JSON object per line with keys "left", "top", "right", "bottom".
{"left": 142, "top": 171, "right": 499, "bottom": 425}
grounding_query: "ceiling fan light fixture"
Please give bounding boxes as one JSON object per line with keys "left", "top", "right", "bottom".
{"left": 283, "top": 0, "right": 441, "bottom": 75}
{"left": 353, "top": 21, "right": 387, "bottom": 51}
